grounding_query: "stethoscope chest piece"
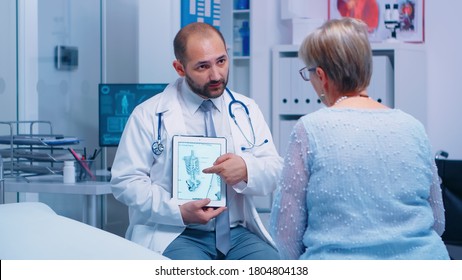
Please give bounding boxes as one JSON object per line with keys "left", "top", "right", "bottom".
{"left": 152, "top": 112, "right": 164, "bottom": 156}
{"left": 151, "top": 140, "right": 164, "bottom": 155}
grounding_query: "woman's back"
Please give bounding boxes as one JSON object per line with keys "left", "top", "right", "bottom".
{"left": 270, "top": 18, "right": 448, "bottom": 260}
{"left": 298, "top": 108, "right": 448, "bottom": 259}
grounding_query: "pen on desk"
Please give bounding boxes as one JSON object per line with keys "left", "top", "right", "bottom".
{"left": 91, "top": 149, "right": 97, "bottom": 160}
{"left": 91, "top": 148, "right": 101, "bottom": 160}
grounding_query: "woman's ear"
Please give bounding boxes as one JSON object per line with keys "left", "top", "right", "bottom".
{"left": 316, "top": 67, "right": 330, "bottom": 92}
{"left": 173, "top": 60, "right": 185, "bottom": 77}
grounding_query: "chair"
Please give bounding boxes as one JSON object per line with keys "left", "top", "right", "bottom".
{"left": 435, "top": 158, "right": 462, "bottom": 259}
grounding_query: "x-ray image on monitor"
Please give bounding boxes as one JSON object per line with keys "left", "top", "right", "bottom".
{"left": 98, "top": 83, "right": 168, "bottom": 146}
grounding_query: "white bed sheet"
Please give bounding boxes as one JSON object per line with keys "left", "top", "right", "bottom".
{"left": 0, "top": 202, "right": 169, "bottom": 260}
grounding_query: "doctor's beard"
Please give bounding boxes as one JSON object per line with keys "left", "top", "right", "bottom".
{"left": 185, "top": 74, "right": 229, "bottom": 99}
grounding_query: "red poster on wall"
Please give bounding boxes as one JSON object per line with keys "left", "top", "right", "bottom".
{"left": 329, "top": 0, "right": 424, "bottom": 43}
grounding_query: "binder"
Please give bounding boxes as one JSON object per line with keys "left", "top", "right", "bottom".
{"left": 278, "top": 56, "right": 292, "bottom": 114}
{"left": 368, "top": 55, "right": 394, "bottom": 107}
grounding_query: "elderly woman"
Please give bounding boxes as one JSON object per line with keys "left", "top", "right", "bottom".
{"left": 270, "top": 17, "right": 449, "bottom": 260}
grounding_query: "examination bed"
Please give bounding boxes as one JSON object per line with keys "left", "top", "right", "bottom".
{"left": 0, "top": 202, "right": 169, "bottom": 260}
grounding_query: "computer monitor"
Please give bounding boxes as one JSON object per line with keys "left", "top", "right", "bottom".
{"left": 98, "top": 83, "right": 168, "bottom": 147}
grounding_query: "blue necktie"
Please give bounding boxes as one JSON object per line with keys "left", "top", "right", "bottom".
{"left": 200, "top": 100, "right": 231, "bottom": 255}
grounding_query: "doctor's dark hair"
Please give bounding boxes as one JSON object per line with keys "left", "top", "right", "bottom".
{"left": 173, "top": 22, "right": 227, "bottom": 64}
{"left": 299, "top": 17, "right": 373, "bottom": 93}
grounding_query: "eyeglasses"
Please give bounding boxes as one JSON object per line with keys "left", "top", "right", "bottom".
{"left": 299, "top": 67, "right": 316, "bottom": 81}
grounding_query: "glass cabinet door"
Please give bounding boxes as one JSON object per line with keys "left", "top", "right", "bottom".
{"left": 17, "top": 0, "right": 102, "bottom": 148}
{"left": 0, "top": 0, "right": 17, "bottom": 133}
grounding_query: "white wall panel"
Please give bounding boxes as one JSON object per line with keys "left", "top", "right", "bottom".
{"left": 0, "top": 0, "right": 17, "bottom": 133}
{"left": 138, "top": 0, "right": 180, "bottom": 83}
{"left": 426, "top": 0, "right": 462, "bottom": 158}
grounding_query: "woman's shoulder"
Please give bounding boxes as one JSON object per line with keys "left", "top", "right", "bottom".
{"left": 299, "top": 108, "right": 425, "bottom": 129}
{"left": 299, "top": 108, "right": 336, "bottom": 122}
{"left": 391, "top": 109, "right": 426, "bottom": 129}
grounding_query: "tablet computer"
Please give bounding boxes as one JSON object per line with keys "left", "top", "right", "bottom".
{"left": 172, "top": 135, "right": 227, "bottom": 207}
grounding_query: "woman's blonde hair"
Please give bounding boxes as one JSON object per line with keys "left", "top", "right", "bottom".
{"left": 299, "top": 17, "right": 373, "bottom": 93}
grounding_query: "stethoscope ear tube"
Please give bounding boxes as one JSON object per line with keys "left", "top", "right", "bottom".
{"left": 227, "top": 89, "right": 250, "bottom": 119}
{"left": 226, "top": 88, "right": 268, "bottom": 151}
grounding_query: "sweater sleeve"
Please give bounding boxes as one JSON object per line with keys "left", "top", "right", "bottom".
{"left": 270, "top": 120, "right": 310, "bottom": 259}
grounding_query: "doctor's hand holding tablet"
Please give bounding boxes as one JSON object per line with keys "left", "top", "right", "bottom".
{"left": 180, "top": 152, "right": 248, "bottom": 225}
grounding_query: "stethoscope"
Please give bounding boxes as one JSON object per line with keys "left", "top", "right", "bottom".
{"left": 151, "top": 112, "right": 164, "bottom": 155}
{"left": 225, "top": 88, "right": 268, "bottom": 151}
{"left": 151, "top": 88, "right": 268, "bottom": 156}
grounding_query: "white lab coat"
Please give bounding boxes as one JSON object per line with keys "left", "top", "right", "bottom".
{"left": 111, "top": 78, "right": 283, "bottom": 254}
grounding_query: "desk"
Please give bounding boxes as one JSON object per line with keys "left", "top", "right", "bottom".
{"left": 4, "top": 176, "right": 112, "bottom": 228}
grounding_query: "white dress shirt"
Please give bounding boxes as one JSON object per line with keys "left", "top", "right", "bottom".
{"left": 178, "top": 80, "right": 244, "bottom": 230}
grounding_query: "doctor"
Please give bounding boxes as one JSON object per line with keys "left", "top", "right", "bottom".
{"left": 111, "top": 22, "right": 283, "bottom": 260}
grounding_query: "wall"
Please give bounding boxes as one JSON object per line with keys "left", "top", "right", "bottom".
{"left": 9, "top": 0, "right": 141, "bottom": 232}
{"left": 17, "top": 0, "right": 39, "bottom": 123}
{"left": 102, "top": 0, "right": 141, "bottom": 236}
{"left": 274, "top": 0, "right": 462, "bottom": 159}
{"left": 425, "top": 0, "right": 462, "bottom": 159}
{"left": 16, "top": 0, "right": 101, "bottom": 220}
{"left": 0, "top": 0, "right": 17, "bottom": 204}
{"left": 16, "top": 0, "right": 138, "bottom": 154}
{"left": 102, "top": 0, "right": 140, "bottom": 170}
{"left": 6, "top": 2, "right": 462, "bottom": 164}
{"left": 18, "top": 0, "right": 101, "bottom": 154}
{"left": 250, "top": 0, "right": 286, "bottom": 126}
{"left": 0, "top": 0, "right": 17, "bottom": 131}
{"left": 138, "top": 0, "right": 180, "bottom": 83}
{"left": 104, "top": 0, "right": 139, "bottom": 84}
{"left": 15, "top": 0, "right": 139, "bottom": 167}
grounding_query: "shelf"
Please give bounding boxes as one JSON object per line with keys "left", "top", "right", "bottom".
{"left": 233, "top": 9, "right": 250, "bottom": 14}
{"left": 227, "top": 0, "right": 251, "bottom": 96}
{"left": 233, "top": 56, "right": 250, "bottom": 60}
{"left": 272, "top": 43, "right": 427, "bottom": 155}
{"left": 4, "top": 162, "right": 62, "bottom": 175}
{"left": 0, "top": 121, "right": 80, "bottom": 178}
{"left": 0, "top": 135, "right": 80, "bottom": 146}
{"left": 0, "top": 149, "right": 74, "bottom": 162}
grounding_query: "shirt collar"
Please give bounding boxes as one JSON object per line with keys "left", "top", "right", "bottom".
{"left": 180, "top": 78, "right": 224, "bottom": 114}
